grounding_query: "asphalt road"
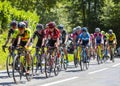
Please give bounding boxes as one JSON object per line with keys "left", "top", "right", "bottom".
{"left": 0, "top": 58, "right": 120, "bottom": 86}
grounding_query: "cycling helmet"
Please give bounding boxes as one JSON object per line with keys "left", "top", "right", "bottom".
{"left": 36, "top": 24, "right": 44, "bottom": 30}
{"left": 73, "top": 27, "right": 76, "bottom": 33}
{"left": 10, "top": 20, "right": 17, "bottom": 26}
{"left": 108, "top": 29, "right": 113, "bottom": 34}
{"left": 101, "top": 30, "right": 105, "bottom": 35}
{"left": 95, "top": 28, "right": 100, "bottom": 32}
{"left": 18, "top": 22, "right": 26, "bottom": 29}
{"left": 48, "top": 22, "right": 56, "bottom": 28}
{"left": 76, "top": 26, "right": 81, "bottom": 31}
{"left": 57, "top": 24, "right": 64, "bottom": 30}
{"left": 82, "top": 27, "right": 87, "bottom": 32}
{"left": 23, "top": 21, "right": 28, "bottom": 28}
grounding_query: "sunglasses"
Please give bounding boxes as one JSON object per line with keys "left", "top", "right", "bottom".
{"left": 18, "top": 28, "right": 24, "bottom": 30}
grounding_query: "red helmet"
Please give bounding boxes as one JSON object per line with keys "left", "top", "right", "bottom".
{"left": 48, "top": 22, "right": 56, "bottom": 28}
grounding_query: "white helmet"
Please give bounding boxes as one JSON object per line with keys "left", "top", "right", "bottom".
{"left": 73, "top": 28, "right": 76, "bottom": 32}
{"left": 95, "top": 28, "right": 100, "bottom": 32}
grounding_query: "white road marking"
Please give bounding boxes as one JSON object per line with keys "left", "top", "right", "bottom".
{"left": 40, "top": 77, "right": 79, "bottom": 86}
{"left": 112, "top": 63, "right": 120, "bottom": 67}
{"left": 88, "top": 68, "right": 109, "bottom": 74}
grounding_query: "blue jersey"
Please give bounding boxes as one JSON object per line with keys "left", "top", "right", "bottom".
{"left": 79, "top": 32, "right": 90, "bottom": 41}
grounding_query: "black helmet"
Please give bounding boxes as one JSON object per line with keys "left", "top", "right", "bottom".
{"left": 36, "top": 24, "right": 44, "bottom": 30}
{"left": 57, "top": 24, "right": 64, "bottom": 30}
{"left": 18, "top": 22, "right": 26, "bottom": 29}
{"left": 10, "top": 20, "right": 17, "bottom": 26}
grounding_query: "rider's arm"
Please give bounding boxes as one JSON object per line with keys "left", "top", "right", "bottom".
{"left": 3, "top": 30, "right": 11, "bottom": 46}
{"left": 31, "top": 31, "right": 36, "bottom": 43}
{"left": 25, "top": 30, "right": 32, "bottom": 47}
{"left": 17, "top": 36, "right": 21, "bottom": 46}
{"left": 65, "top": 34, "right": 68, "bottom": 44}
{"left": 73, "top": 35, "right": 77, "bottom": 46}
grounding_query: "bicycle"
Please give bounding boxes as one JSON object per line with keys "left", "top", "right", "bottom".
{"left": 79, "top": 45, "right": 89, "bottom": 71}
{"left": 2, "top": 46, "right": 16, "bottom": 77}
{"left": 102, "top": 44, "right": 109, "bottom": 63}
{"left": 59, "top": 45, "right": 67, "bottom": 70}
{"left": 73, "top": 46, "right": 80, "bottom": 68}
{"left": 96, "top": 44, "right": 103, "bottom": 64}
{"left": 45, "top": 46, "right": 59, "bottom": 78}
{"left": 12, "top": 47, "right": 33, "bottom": 83}
{"left": 33, "top": 47, "right": 46, "bottom": 75}
{"left": 109, "top": 43, "right": 115, "bottom": 62}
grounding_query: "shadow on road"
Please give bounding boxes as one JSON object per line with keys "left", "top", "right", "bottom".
{"left": 0, "top": 82, "right": 15, "bottom": 86}
{"left": 0, "top": 71, "right": 9, "bottom": 79}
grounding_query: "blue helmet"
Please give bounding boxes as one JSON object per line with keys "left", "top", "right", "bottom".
{"left": 82, "top": 27, "right": 88, "bottom": 32}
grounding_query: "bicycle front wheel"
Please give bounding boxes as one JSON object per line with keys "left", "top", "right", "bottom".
{"left": 12, "top": 55, "right": 22, "bottom": 84}
{"left": 6, "top": 55, "right": 13, "bottom": 77}
{"left": 26, "top": 55, "right": 33, "bottom": 81}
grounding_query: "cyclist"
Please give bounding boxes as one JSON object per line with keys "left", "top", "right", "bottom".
{"left": 73, "top": 26, "right": 82, "bottom": 58}
{"left": 2, "top": 20, "right": 18, "bottom": 51}
{"left": 45, "top": 22, "right": 60, "bottom": 57}
{"left": 101, "top": 31, "right": 107, "bottom": 47}
{"left": 58, "top": 24, "right": 68, "bottom": 63}
{"left": 90, "top": 33, "right": 95, "bottom": 59}
{"left": 32, "top": 24, "right": 45, "bottom": 55}
{"left": 16, "top": 22, "right": 32, "bottom": 74}
{"left": 107, "top": 29, "right": 117, "bottom": 59}
{"left": 78, "top": 27, "right": 90, "bottom": 62}
{"left": 94, "top": 28, "right": 104, "bottom": 59}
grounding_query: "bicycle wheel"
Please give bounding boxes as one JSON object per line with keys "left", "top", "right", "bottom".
{"left": 45, "top": 53, "right": 52, "bottom": 78}
{"left": 111, "top": 47, "right": 115, "bottom": 62}
{"left": 33, "top": 54, "right": 41, "bottom": 75}
{"left": 26, "top": 55, "right": 33, "bottom": 81}
{"left": 12, "top": 55, "right": 22, "bottom": 83}
{"left": 79, "top": 55, "right": 84, "bottom": 71}
{"left": 63, "top": 58, "right": 68, "bottom": 70}
{"left": 85, "top": 56, "right": 89, "bottom": 70}
{"left": 54, "top": 52, "right": 60, "bottom": 76}
{"left": 73, "top": 49, "right": 78, "bottom": 68}
{"left": 6, "top": 55, "right": 13, "bottom": 77}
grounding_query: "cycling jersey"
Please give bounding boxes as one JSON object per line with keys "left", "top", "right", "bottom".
{"left": 8, "top": 29, "right": 19, "bottom": 46}
{"left": 60, "top": 29, "right": 68, "bottom": 44}
{"left": 73, "top": 32, "right": 81, "bottom": 43}
{"left": 32, "top": 30, "right": 45, "bottom": 47}
{"left": 19, "top": 29, "right": 31, "bottom": 42}
{"left": 79, "top": 32, "right": 90, "bottom": 46}
{"left": 13, "top": 29, "right": 31, "bottom": 43}
{"left": 107, "top": 33, "right": 116, "bottom": 41}
{"left": 8, "top": 29, "right": 14, "bottom": 38}
{"left": 46, "top": 28, "right": 60, "bottom": 40}
{"left": 94, "top": 33, "right": 102, "bottom": 44}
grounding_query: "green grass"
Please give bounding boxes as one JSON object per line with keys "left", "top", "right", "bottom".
{"left": 0, "top": 31, "right": 8, "bottom": 70}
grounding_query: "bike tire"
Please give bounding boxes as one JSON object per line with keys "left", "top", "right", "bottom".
{"left": 12, "top": 55, "right": 21, "bottom": 84}
{"left": 26, "top": 55, "right": 33, "bottom": 81}
{"left": 6, "top": 55, "right": 13, "bottom": 77}
{"left": 45, "top": 53, "right": 52, "bottom": 78}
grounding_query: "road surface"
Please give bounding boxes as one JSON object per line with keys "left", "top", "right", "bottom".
{"left": 0, "top": 58, "right": 120, "bottom": 86}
